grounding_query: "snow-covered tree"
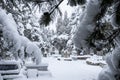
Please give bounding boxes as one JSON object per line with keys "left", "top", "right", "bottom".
{"left": 0, "top": 8, "right": 42, "bottom": 64}
{"left": 62, "top": 11, "right": 71, "bottom": 34}
{"left": 51, "top": 34, "right": 69, "bottom": 54}
{"left": 56, "top": 16, "right": 64, "bottom": 35}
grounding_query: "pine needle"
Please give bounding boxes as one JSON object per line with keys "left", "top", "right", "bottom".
{"left": 39, "top": 12, "right": 51, "bottom": 26}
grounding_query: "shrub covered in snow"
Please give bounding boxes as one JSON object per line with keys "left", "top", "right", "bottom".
{"left": 0, "top": 8, "right": 41, "bottom": 65}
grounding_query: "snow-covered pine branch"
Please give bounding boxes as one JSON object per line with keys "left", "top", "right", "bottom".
{"left": 98, "top": 1, "right": 120, "bottom": 80}
{"left": 73, "top": 0, "right": 100, "bottom": 49}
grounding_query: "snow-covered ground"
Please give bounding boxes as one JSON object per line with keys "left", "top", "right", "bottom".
{"left": 14, "top": 57, "right": 102, "bottom": 80}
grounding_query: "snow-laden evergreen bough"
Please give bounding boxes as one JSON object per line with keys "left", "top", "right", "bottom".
{"left": 98, "top": 47, "right": 120, "bottom": 80}
{"left": 73, "top": 0, "right": 100, "bottom": 49}
{"left": 73, "top": 0, "right": 120, "bottom": 80}
{"left": 0, "top": 8, "right": 42, "bottom": 65}
{"left": 98, "top": 1, "right": 120, "bottom": 80}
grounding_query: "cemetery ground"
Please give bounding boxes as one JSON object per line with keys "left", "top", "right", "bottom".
{"left": 14, "top": 55, "right": 103, "bottom": 80}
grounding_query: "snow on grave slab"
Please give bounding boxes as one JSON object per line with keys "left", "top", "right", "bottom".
{"left": 57, "top": 57, "right": 72, "bottom": 61}
{"left": 71, "top": 55, "right": 91, "bottom": 60}
{"left": 24, "top": 63, "right": 52, "bottom": 78}
{"left": 0, "top": 60, "right": 22, "bottom": 79}
{"left": 25, "top": 63, "right": 48, "bottom": 71}
{"left": 86, "top": 55, "right": 106, "bottom": 67}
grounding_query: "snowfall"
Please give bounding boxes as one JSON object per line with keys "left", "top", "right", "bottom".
{"left": 14, "top": 56, "right": 102, "bottom": 80}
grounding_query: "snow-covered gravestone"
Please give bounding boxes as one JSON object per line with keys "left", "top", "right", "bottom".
{"left": 26, "top": 69, "right": 38, "bottom": 78}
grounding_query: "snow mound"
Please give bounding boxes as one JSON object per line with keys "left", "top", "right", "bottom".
{"left": 86, "top": 55, "right": 106, "bottom": 67}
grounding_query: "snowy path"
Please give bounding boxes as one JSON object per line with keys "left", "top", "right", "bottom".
{"left": 15, "top": 57, "right": 102, "bottom": 80}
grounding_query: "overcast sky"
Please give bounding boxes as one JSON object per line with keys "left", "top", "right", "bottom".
{"left": 59, "top": 0, "right": 75, "bottom": 17}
